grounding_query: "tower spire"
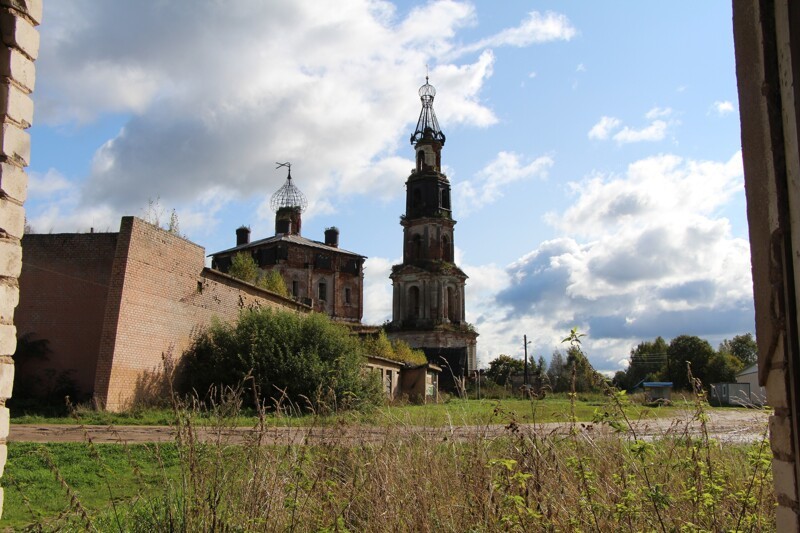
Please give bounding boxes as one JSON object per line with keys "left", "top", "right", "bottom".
{"left": 410, "top": 77, "right": 445, "bottom": 145}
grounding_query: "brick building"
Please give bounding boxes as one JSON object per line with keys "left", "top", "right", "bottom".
{"left": 387, "top": 78, "right": 478, "bottom": 388}
{"left": 16, "top": 216, "right": 308, "bottom": 411}
{"left": 211, "top": 168, "right": 366, "bottom": 323}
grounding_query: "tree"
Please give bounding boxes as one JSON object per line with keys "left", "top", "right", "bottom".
{"left": 486, "top": 354, "right": 524, "bottom": 386}
{"left": 565, "top": 345, "right": 602, "bottom": 392}
{"left": 705, "top": 351, "right": 744, "bottom": 384}
{"left": 258, "top": 269, "right": 290, "bottom": 298}
{"left": 718, "top": 333, "right": 757, "bottom": 366}
{"left": 181, "top": 308, "right": 384, "bottom": 410}
{"left": 623, "top": 336, "right": 668, "bottom": 390}
{"left": 547, "top": 350, "right": 569, "bottom": 392}
{"left": 228, "top": 252, "right": 260, "bottom": 284}
{"left": 665, "top": 335, "right": 716, "bottom": 390}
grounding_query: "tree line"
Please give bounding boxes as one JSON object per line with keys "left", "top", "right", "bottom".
{"left": 485, "top": 332, "right": 757, "bottom": 393}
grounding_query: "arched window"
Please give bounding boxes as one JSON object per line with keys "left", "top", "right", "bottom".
{"left": 412, "top": 234, "right": 422, "bottom": 260}
{"left": 441, "top": 189, "right": 450, "bottom": 209}
{"left": 447, "top": 286, "right": 457, "bottom": 323}
{"left": 408, "top": 286, "right": 420, "bottom": 320}
{"left": 416, "top": 150, "right": 424, "bottom": 171}
{"left": 442, "top": 235, "right": 451, "bottom": 262}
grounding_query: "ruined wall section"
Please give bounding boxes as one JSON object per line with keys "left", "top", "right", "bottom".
{"left": 0, "top": 0, "right": 39, "bottom": 518}
{"left": 734, "top": 1, "right": 800, "bottom": 528}
{"left": 94, "top": 217, "right": 307, "bottom": 411}
{"left": 17, "top": 233, "right": 118, "bottom": 397}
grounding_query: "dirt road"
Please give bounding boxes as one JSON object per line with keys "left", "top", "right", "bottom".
{"left": 8, "top": 408, "right": 770, "bottom": 445}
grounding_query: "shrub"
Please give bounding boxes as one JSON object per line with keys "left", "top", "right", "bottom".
{"left": 179, "top": 309, "right": 383, "bottom": 411}
{"left": 363, "top": 331, "right": 427, "bottom": 365}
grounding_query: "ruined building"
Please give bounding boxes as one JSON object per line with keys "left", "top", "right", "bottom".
{"left": 387, "top": 78, "right": 478, "bottom": 385}
{"left": 211, "top": 168, "right": 366, "bottom": 322}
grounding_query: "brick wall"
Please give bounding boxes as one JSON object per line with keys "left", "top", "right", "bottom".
{"left": 93, "top": 217, "right": 307, "bottom": 411}
{"left": 16, "top": 232, "right": 118, "bottom": 397}
{"left": 0, "top": 0, "right": 39, "bottom": 518}
{"left": 734, "top": 1, "right": 800, "bottom": 528}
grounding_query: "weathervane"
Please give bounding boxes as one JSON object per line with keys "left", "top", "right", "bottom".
{"left": 276, "top": 161, "right": 292, "bottom": 179}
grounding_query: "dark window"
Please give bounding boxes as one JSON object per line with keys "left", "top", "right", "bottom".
{"left": 412, "top": 188, "right": 422, "bottom": 207}
{"left": 442, "top": 235, "right": 451, "bottom": 262}
{"left": 292, "top": 280, "right": 299, "bottom": 297}
{"left": 345, "top": 287, "right": 351, "bottom": 304}
{"left": 416, "top": 150, "right": 424, "bottom": 171}
{"left": 408, "top": 286, "right": 420, "bottom": 319}
{"left": 441, "top": 189, "right": 450, "bottom": 209}
{"left": 315, "top": 254, "right": 332, "bottom": 270}
{"left": 318, "top": 282, "right": 327, "bottom": 301}
{"left": 412, "top": 234, "right": 422, "bottom": 260}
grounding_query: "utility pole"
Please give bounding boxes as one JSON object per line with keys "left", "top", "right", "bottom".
{"left": 523, "top": 334, "right": 530, "bottom": 387}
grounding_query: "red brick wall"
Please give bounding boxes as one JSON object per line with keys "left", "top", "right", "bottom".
{"left": 94, "top": 217, "right": 307, "bottom": 410}
{"left": 16, "top": 232, "right": 119, "bottom": 398}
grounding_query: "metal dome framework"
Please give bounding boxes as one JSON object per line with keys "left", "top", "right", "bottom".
{"left": 410, "top": 76, "right": 446, "bottom": 145}
{"left": 270, "top": 162, "right": 308, "bottom": 212}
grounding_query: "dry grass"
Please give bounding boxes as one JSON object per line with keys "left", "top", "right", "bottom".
{"left": 3, "top": 384, "right": 775, "bottom": 532}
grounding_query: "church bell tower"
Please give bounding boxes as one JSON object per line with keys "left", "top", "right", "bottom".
{"left": 387, "top": 78, "right": 478, "bottom": 384}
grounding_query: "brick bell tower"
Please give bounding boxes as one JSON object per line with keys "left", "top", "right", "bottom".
{"left": 387, "top": 78, "right": 478, "bottom": 388}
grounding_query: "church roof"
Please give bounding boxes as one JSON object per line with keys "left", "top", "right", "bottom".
{"left": 210, "top": 232, "right": 365, "bottom": 259}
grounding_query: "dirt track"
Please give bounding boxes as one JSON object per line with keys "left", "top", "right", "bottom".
{"left": 8, "top": 409, "right": 770, "bottom": 445}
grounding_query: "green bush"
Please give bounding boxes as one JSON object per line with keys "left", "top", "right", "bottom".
{"left": 179, "top": 309, "right": 383, "bottom": 411}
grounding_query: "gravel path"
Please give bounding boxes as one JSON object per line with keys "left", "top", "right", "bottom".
{"left": 8, "top": 408, "right": 770, "bottom": 445}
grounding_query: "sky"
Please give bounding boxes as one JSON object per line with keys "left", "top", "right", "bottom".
{"left": 26, "top": 1, "right": 752, "bottom": 373}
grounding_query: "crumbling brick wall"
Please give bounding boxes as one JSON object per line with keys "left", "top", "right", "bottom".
{"left": 734, "top": 0, "right": 800, "bottom": 528}
{"left": 16, "top": 232, "right": 118, "bottom": 398}
{"left": 92, "top": 217, "right": 308, "bottom": 411}
{"left": 0, "top": 0, "right": 39, "bottom": 517}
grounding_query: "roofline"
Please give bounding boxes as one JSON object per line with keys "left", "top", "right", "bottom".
{"left": 209, "top": 234, "right": 366, "bottom": 259}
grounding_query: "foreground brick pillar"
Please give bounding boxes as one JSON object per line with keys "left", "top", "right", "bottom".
{"left": 734, "top": 0, "right": 800, "bottom": 529}
{"left": 0, "top": 0, "right": 39, "bottom": 518}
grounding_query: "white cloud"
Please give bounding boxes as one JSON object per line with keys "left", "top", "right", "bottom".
{"left": 35, "top": 0, "right": 529, "bottom": 232}
{"left": 645, "top": 107, "right": 672, "bottom": 119}
{"left": 576, "top": 63, "right": 586, "bottom": 72}
{"left": 479, "top": 151, "right": 752, "bottom": 373}
{"left": 28, "top": 169, "right": 71, "bottom": 197}
{"left": 528, "top": 71, "right": 537, "bottom": 78}
{"left": 455, "top": 151, "right": 553, "bottom": 216}
{"left": 588, "top": 116, "right": 621, "bottom": 140}
{"left": 712, "top": 100, "right": 735, "bottom": 116}
{"left": 362, "top": 256, "right": 398, "bottom": 325}
{"left": 613, "top": 120, "right": 668, "bottom": 144}
{"left": 457, "top": 10, "right": 576, "bottom": 56}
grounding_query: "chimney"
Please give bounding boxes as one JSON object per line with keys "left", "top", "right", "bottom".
{"left": 324, "top": 227, "right": 339, "bottom": 248}
{"left": 236, "top": 226, "right": 250, "bottom": 246}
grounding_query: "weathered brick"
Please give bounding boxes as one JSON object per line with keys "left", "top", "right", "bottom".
{"left": 0, "top": 445, "right": 6, "bottom": 478}
{"left": 0, "top": 407, "right": 8, "bottom": 440}
{"left": 0, "top": 9, "right": 37, "bottom": 60}
{"left": 0, "top": 0, "right": 40, "bottom": 26}
{"left": 766, "top": 367, "right": 789, "bottom": 409}
{"left": 0, "top": 81, "right": 31, "bottom": 127}
{"left": 0, "top": 45, "right": 33, "bottom": 92}
{"left": 773, "top": 458, "right": 798, "bottom": 502}
{"left": 0, "top": 122, "right": 28, "bottom": 165}
{"left": 0, "top": 362, "right": 12, "bottom": 398}
{"left": 0, "top": 239, "right": 20, "bottom": 277}
{"left": 0, "top": 162, "right": 26, "bottom": 202}
{"left": 0, "top": 324, "right": 14, "bottom": 356}
{"left": 770, "top": 414, "right": 794, "bottom": 457}
{"left": 0, "top": 196, "right": 24, "bottom": 239}
{"left": 0, "top": 278, "right": 17, "bottom": 323}
{"left": 776, "top": 505, "right": 800, "bottom": 532}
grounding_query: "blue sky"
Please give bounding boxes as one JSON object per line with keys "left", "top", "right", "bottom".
{"left": 26, "top": 1, "right": 751, "bottom": 372}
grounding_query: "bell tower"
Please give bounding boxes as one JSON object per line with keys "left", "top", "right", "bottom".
{"left": 387, "top": 78, "right": 478, "bottom": 385}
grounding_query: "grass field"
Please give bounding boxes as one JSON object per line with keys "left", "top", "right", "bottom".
{"left": 10, "top": 393, "right": 680, "bottom": 427}
{"left": 0, "top": 393, "right": 774, "bottom": 531}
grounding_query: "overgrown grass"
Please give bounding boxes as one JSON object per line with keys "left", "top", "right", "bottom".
{"left": 2, "top": 390, "right": 774, "bottom": 531}
{"left": 11, "top": 394, "right": 679, "bottom": 427}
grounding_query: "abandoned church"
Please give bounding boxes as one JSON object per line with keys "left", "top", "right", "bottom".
{"left": 14, "top": 79, "right": 475, "bottom": 409}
